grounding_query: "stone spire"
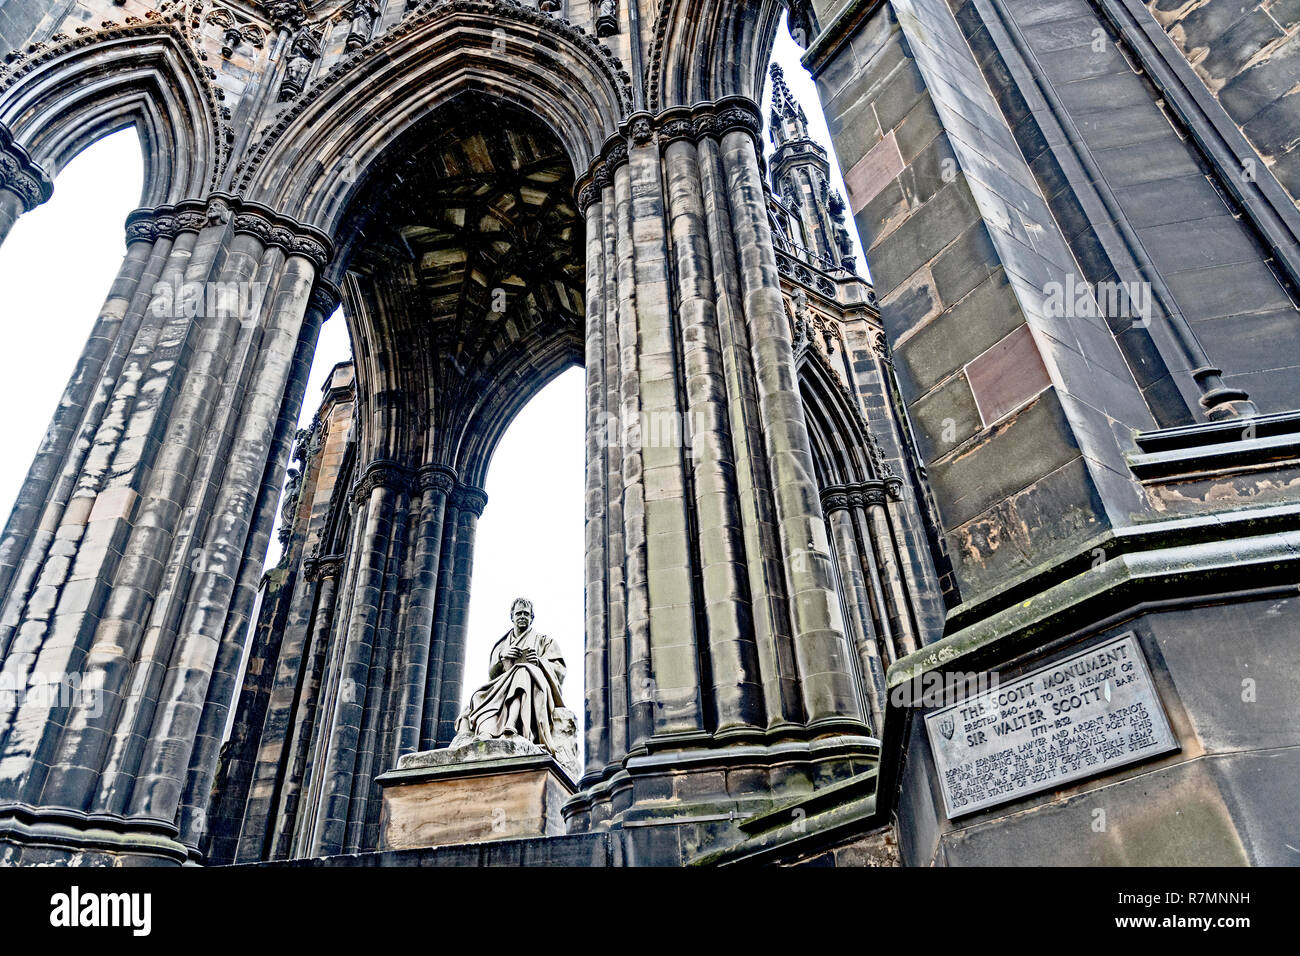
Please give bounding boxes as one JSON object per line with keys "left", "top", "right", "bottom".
{"left": 769, "top": 64, "right": 812, "bottom": 148}
{"left": 767, "top": 62, "right": 856, "bottom": 272}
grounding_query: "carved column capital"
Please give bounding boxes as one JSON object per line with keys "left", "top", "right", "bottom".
{"left": 417, "top": 464, "right": 457, "bottom": 495}
{"left": 0, "top": 124, "right": 53, "bottom": 213}
{"left": 125, "top": 195, "right": 334, "bottom": 269}
{"left": 825, "top": 480, "right": 892, "bottom": 511}
{"left": 821, "top": 485, "right": 853, "bottom": 514}
{"left": 450, "top": 484, "right": 489, "bottom": 518}
{"left": 713, "top": 97, "right": 764, "bottom": 146}
{"left": 576, "top": 180, "right": 602, "bottom": 217}
{"left": 309, "top": 277, "right": 342, "bottom": 318}
{"left": 232, "top": 202, "right": 333, "bottom": 268}
{"left": 657, "top": 108, "right": 696, "bottom": 149}
{"left": 350, "top": 459, "right": 412, "bottom": 506}
{"left": 313, "top": 554, "right": 345, "bottom": 580}
{"left": 604, "top": 142, "right": 630, "bottom": 174}
{"left": 859, "top": 481, "right": 888, "bottom": 508}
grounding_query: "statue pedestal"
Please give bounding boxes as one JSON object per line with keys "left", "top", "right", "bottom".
{"left": 376, "top": 739, "right": 578, "bottom": 851}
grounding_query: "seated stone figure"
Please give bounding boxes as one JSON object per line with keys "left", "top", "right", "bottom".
{"left": 452, "top": 598, "right": 579, "bottom": 778}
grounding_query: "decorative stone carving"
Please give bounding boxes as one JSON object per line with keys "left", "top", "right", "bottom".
{"left": 417, "top": 464, "right": 456, "bottom": 495}
{"left": 206, "top": 7, "right": 266, "bottom": 58}
{"left": 821, "top": 481, "right": 893, "bottom": 513}
{"left": 344, "top": 0, "right": 381, "bottom": 51}
{"left": 658, "top": 113, "right": 695, "bottom": 146}
{"left": 226, "top": 202, "right": 333, "bottom": 268}
{"left": 0, "top": 125, "right": 52, "bottom": 212}
{"left": 827, "top": 188, "right": 858, "bottom": 273}
{"left": 350, "top": 459, "right": 413, "bottom": 505}
{"left": 450, "top": 598, "right": 580, "bottom": 780}
{"left": 451, "top": 485, "right": 489, "bottom": 517}
{"left": 265, "top": 0, "right": 306, "bottom": 30}
{"left": 309, "top": 277, "right": 342, "bottom": 317}
{"left": 630, "top": 115, "right": 654, "bottom": 146}
{"left": 716, "top": 102, "right": 763, "bottom": 142}
{"left": 596, "top": 0, "right": 618, "bottom": 37}
{"left": 279, "top": 26, "right": 321, "bottom": 101}
{"left": 603, "top": 141, "right": 629, "bottom": 172}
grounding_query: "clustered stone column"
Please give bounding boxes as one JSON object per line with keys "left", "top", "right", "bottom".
{"left": 820, "top": 479, "right": 918, "bottom": 733}
{"left": 259, "top": 460, "right": 488, "bottom": 859}
{"left": 571, "top": 99, "right": 874, "bottom": 826}
{"left": 0, "top": 194, "right": 332, "bottom": 864}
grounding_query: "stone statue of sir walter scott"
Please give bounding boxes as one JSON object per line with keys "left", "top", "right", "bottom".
{"left": 452, "top": 598, "right": 579, "bottom": 778}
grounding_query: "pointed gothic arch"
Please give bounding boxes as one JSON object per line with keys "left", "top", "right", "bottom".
{"left": 0, "top": 23, "right": 226, "bottom": 208}
{"left": 646, "top": 0, "right": 785, "bottom": 113}
{"left": 237, "top": 0, "right": 633, "bottom": 236}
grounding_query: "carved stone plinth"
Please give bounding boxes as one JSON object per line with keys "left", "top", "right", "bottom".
{"left": 376, "top": 739, "right": 577, "bottom": 851}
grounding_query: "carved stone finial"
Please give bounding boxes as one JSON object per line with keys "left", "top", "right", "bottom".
{"left": 596, "top": 0, "right": 618, "bottom": 38}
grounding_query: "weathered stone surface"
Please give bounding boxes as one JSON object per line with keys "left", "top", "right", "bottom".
{"left": 377, "top": 754, "right": 577, "bottom": 851}
{"left": 0, "top": 0, "right": 1296, "bottom": 869}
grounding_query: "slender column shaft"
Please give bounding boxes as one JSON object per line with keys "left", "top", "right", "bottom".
{"left": 696, "top": 133, "right": 802, "bottom": 730}
{"left": 601, "top": 178, "right": 629, "bottom": 771}
{"left": 0, "top": 229, "right": 177, "bottom": 664}
{"left": 394, "top": 467, "right": 452, "bottom": 757}
{"left": 266, "top": 561, "right": 339, "bottom": 860}
{"left": 0, "top": 225, "right": 218, "bottom": 803}
{"left": 0, "top": 191, "right": 22, "bottom": 248}
{"left": 719, "top": 125, "right": 863, "bottom": 729}
{"left": 309, "top": 474, "right": 399, "bottom": 855}
{"left": 850, "top": 503, "right": 898, "bottom": 665}
{"left": 295, "top": 512, "right": 367, "bottom": 857}
{"left": 663, "top": 136, "right": 764, "bottom": 734}
{"left": 0, "top": 227, "right": 183, "bottom": 659}
{"left": 613, "top": 155, "right": 654, "bottom": 751}
{"left": 434, "top": 487, "right": 485, "bottom": 746}
{"left": 581, "top": 191, "right": 611, "bottom": 777}
{"left": 178, "top": 283, "right": 333, "bottom": 850}
{"left": 626, "top": 138, "right": 704, "bottom": 739}
{"left": 71, "top": 234, "right": 279, "bottom": 816}
{"left": 825, "top": 499, "right": 886, "bottom": 734}
{"left": 419, "top": 496, "right": 459, "bottom": 751}
{"left": 345, "top": 482, "right": 409, "bottom": 851}
{"left": 0, "top": 234, "right": 153, "bottom": 605}
{"left": 866, "top": 496, "right": 918, "bottom": 659}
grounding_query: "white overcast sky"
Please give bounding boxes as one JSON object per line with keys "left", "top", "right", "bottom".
{"left": 0, "top": 21, "right": 859, "bottom": 743}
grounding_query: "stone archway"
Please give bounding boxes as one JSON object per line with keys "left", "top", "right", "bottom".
{"left": 0, "top": 0, "right": 910, "bottom": 867}
{"left": 245, "top": 95, "right": 590, "bottom": 860}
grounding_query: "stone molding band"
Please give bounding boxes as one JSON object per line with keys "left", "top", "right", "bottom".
{"left": 820, "top": 479, "right": 904, "bottom": 514}
{"left": 349, "top": 460, "right": 486, "bottom": 514}
{"left": 576, "top": 97, "right": 764, "bottom": 214}
{"left": 0, "top": 123, "right": 53, "bottom": 212}
{"left": 124, "top": 193, "right": 334, "bottom": 269}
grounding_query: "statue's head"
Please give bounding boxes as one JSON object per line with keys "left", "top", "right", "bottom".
{"left": 511, "top": 598, "right": 534, "bottom": 629}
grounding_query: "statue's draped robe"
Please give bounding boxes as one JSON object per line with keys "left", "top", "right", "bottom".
{"left": 455, "top": 626, "right": 568, "bottom": 753}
